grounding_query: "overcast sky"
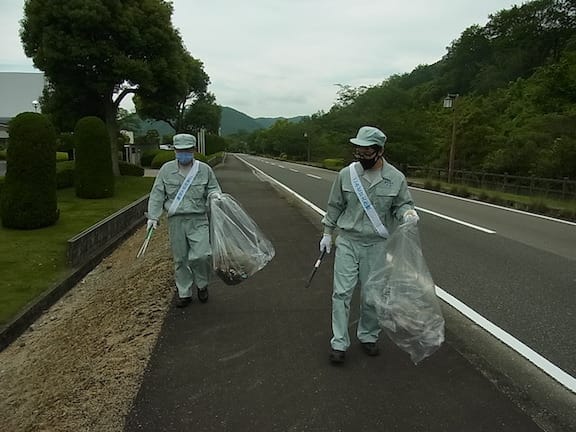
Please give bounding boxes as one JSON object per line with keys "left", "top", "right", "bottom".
{"left": 0, "top": 0, "right": 523, "bottom": 118}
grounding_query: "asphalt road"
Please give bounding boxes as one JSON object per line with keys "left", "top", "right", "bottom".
{"left": 236, "top": 155, "right": 576, "bottom": 382}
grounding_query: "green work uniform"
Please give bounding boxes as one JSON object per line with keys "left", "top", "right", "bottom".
{"left": 322, "top": 160, "right": 415, "bottom": 351}
{"left": 148, "top": 159, "right": 221, "bottom": 298}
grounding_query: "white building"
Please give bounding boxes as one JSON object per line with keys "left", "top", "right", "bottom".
{"left": 0, "top": 72, "right": 46, "bottom": 141}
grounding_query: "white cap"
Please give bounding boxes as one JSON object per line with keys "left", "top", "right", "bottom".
{"left": 173, "top": 133, "right": 197, "bottom": 150}
{"left": 350, "top": 126, "right": 387, "bottom": 147}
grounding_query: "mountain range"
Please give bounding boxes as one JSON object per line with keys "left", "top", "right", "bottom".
{"left": 219, "top": 106, "right": 305, "bottom": 135}
{"left": 131, "top": 106, "right": 305, "bottom": 137}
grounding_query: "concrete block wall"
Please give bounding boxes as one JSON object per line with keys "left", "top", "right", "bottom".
{"left": 67, "top": 195, "right": 149, "bottom": 267}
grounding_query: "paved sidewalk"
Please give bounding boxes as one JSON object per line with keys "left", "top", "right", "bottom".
{"left": 125, "top": 156, "right": 543, "bottom": 432}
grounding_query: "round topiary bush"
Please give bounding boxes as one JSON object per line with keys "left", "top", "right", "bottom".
{"left": 74, "top": 116, "right": 114, "bottom": 198}
{"left": 151, "top": 150, "right": 175, "bottom": 168}
{"left": 0, "top": 112, "right": 59, "bottom": 229}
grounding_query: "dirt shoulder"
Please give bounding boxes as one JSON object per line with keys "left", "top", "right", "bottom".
{"left": 0, "top": 223, "right": 173, "bottom": 432}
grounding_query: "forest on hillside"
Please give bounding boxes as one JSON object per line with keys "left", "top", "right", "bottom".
{"left": 228, "top": 0, "right": 576, "bottom": 180}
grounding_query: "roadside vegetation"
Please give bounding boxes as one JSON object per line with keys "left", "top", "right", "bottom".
{"left": 0, "top": 176, "right": 154, "bottom": 325}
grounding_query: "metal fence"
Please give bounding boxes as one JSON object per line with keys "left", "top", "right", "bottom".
{"left": 407, "top": 166, "right": 576, "bottom": 201}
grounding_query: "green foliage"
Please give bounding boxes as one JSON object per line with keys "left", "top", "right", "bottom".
{"left": 0, "top": 112, "right": 59, "bottom": 229}
{"left": 0, "top": 150, "right": 6, "bottom": 160}
{"left": 119, "top": 161, "right": 144, "bottom": 177}
{"left": 56, "top": 152, "right": 68, "bottom": 161}
{"left": 140, "top": 149, "right": 162, "bottom": 167}
{"left": 74, "top": 116, "right": 115, "bottom": 198}
{"left": 206, "top": 133, "right": 227, "bottom": 154}
{"left": 21, "top": 0, "right": 200, "bottom": 174}
{"left": 323, "top": 158, "right": 345, "bottom": 170}
{"left": 151, "top": 151, "right": 175, "bottom": 168}
{"left": 56, "top": 160, "right": 75, "bottom": 189}
{"left": 194, "top": 153, "right": 208, "bottom": 163}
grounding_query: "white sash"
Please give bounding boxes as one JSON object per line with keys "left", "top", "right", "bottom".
{"left": 349, "top": 162, "right": 389, "bottom": 238}
{"left": 167, "top": 162, "right": 200, "bottom": 216}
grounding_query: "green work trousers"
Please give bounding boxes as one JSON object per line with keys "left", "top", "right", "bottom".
{"left": 331, "top": 235, "right": 386, "bottom": 351}
{"left": 168, "top": 214, "right": 212, "bottom": 299}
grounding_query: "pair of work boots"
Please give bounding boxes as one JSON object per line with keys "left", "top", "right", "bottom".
{"left": 176, "top": 287, "right": 208, "bottom": 308}
{"left": 330, "top": 342, "right": 379, "bottom": 364}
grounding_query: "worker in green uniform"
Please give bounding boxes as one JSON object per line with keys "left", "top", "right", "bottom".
{"left": 320, "top": 126, "right": 419, "bottom": 363}
{"left": 147, "top": 133, "right": 221, "bottom": 308}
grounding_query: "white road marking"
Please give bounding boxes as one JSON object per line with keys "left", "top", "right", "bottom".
{"left": 416, "top": 207, "right": 496, "bottom": 234}
{"left": 411, "top": 186, "right": 576, "bottom": 226}
{"left": 236, "top": 156, "right": 325, "bottom": 216}
{"left": 436, "top": 286, "right": 576, "bottom": 393}
{"left": 290, "top": 168, "right": 300, "bottom": 173}
{"left": 307, "top": 174, "right": 322, "bottom": 179}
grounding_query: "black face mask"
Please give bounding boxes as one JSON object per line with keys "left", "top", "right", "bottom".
{"left": 358, "top": 155, "right": 380, "bottom": 170}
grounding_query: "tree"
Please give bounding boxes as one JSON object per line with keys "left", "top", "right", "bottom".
{"left": 21, "top": 0, "right": 192, "bottom": 175}
{"left": 134, "top": 55, "right": 220, "bottom": 133}
{"left": 1, "top": 113, "right": 59, "bottom": 229}
{"left": 74, "top": 116, "right": 115, "bottom": 198}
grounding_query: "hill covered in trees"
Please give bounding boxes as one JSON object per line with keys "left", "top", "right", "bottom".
{"left": 231, "top": 0, "right": 576, "bottom": 180}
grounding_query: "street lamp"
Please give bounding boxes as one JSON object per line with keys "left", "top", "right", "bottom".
{"left": 443, "top": 93, "right": 459, "bottom": 183}
{"left": 304, "top": 132, "right": 310, "bottom": 162}
{"left": 32, "top": 100, "right": 39, "bottom": 112}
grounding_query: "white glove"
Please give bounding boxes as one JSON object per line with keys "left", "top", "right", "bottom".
{"left": 403, "top": 209, "right": 419, "bottom": 224}
{"left": 319, "top": 234, "right": 332, "bottom": 254}
{"left": 147, "top": 219, "right": 158, "bottom": 230}
{"left": 208, "top": 191, "right": 222, "bottom": 200}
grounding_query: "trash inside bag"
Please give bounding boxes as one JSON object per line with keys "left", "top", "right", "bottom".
{"left": 366, "top": 223, "right": 444, "bottom": 364}
{"left": 209, "top": 192, "right": 275, "bottom": 285}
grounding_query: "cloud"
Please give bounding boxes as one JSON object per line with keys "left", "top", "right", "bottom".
{"left": 1, "top": 0, "right": 522, "bottom": 117}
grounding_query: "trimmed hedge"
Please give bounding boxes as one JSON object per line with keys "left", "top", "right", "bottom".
{"left": 1, "top": 112, "right": 59, "bottom": 229}
{"left": 151, "top": 150, "right": 175, "bottom": 168}
{"left": 141, "top": 149, "right": 161, "bottom": 167}
{"left": 119, "top": 161, "right": 144, "bottom": 176}
{"left": 323, "top": 158, "right": 345, "bottom": 170}
{"left": 74, "top": 116, "right": 115, "bottom": 198}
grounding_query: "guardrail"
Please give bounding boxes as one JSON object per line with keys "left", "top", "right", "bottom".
{"left": 407, "top": 166, "right": 576, "bottom": 200}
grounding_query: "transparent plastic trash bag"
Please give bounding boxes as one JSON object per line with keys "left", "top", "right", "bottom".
{"left": 209, "top": 192, "right": 275, "bottom": 285}
{"left": 366, "top": 223, "right": 444, "bottom": 364}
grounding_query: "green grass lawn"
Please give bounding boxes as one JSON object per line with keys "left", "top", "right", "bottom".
{"left": 0, "top": 176, "right": 154, "bottom": 325}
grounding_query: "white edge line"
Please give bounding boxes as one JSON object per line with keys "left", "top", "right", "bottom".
{"left": 416, "top": 207, "right": 496, "bottom": 234}
{"left": 237, "top": 154, "right": 576, "bottom": 393}
{"left": 235, "top": 155, "right": 326, "bottom": 217}
{"left": 436, "top": 285, "right": 576, "bottom": 393}
{"left": 411, "top": 186, "right": 576, "bottom": 227}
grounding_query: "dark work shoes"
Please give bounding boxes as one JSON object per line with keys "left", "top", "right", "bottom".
{"left": 175, "top": 297, "right": 192, "bottom": 308}
{"left": 198, "top": 287, "right": 209, "bottom": 303}
{"left": 361, "top": 342, "right": 380, "bottom": 356}
{"left": 329, "top": 349, "right": 346, "bottom": 364}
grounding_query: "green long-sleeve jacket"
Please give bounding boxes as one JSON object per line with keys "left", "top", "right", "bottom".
{"left": 147, "top": 160, "right": 221, "bottom": 220}
{"left": 322, "top": 161, "right": 415, "bottom": 241}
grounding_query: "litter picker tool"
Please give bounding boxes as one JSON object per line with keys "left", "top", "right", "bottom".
{"left": 136, "top": 226, "right": 154, "bottom": 258}
{"left": 305, "top": 250, "right": 326, "bottom": 288}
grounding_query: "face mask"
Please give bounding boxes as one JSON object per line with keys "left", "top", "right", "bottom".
{"left": 358, "top": 157, "right": 379, "bottom": 169}
{"left": 356, "top": 153, "right": 380, "bottom": 170}
{"left": 175, "top": 152, "right": 194, "bottom": 165}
